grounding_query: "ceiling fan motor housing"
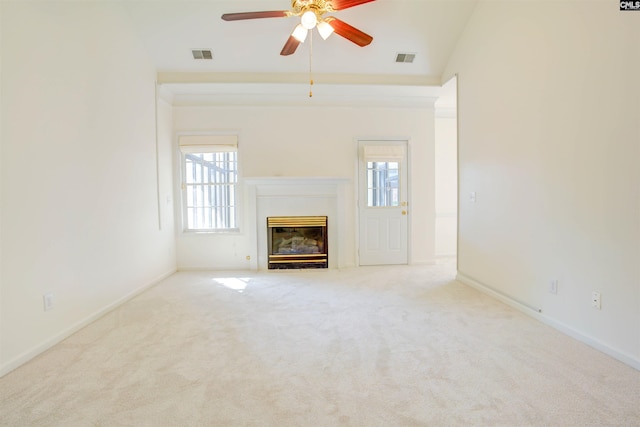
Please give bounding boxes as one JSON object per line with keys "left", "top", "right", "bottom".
{"left": 291, "top": 0, "right": 335, "bottom": 18}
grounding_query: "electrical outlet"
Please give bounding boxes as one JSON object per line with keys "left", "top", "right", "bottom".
{"left": 592, "top": 291, "right": 601, "bottom": 310}
{"left": 470, "top": 191, "right": 477, "bottom": 203}
{"left": 43, "top": 293, "right": 54, "bottom": 311}
{"left": 549, "top": 279, "right": 558, "bottom": 295}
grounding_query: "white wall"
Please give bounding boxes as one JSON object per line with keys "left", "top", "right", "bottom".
{"left": 173, "top": 105, "right": 435, "bottom": 269}
{"left": 434, "top": 115, "right": 458, "bottom": 257}
{"left": 0, "top": 2, "right": 4, "bottom": 369}
{"left": 0, "top": 2, "right": 176, "bottom": 375}
{"left": 434, "top": 77, "right": 458, "bottom": 258}
{"left": 444, "top": 1, "right": 640, "bottom": 368}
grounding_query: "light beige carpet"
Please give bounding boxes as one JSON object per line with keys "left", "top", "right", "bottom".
{"left": 1, "top": 262, "right": 639, "bottom": 426}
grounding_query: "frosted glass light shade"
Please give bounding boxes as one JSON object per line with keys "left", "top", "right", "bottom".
{"left": 317, "top": 20, "right": 334, "bottom": 40}
{"left": 292, "top": 24, "right": 308, "bottom": 42}
{"left": 301, "top": 11, "right": 318, "bottom": 29}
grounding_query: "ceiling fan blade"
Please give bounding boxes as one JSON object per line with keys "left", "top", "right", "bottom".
{"left": 326, "top": 17, "right": 373, "bottom": 47}
{"left": 221, "top": 11, "right": 289, "bottom": 21}
{"left": 329, "top": 0, "right": 376, "bottom": 11}
{"left": 280, "top": 36, "right": 301, "bottom": 56}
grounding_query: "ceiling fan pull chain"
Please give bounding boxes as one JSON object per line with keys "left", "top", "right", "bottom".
{"left": 309, "top": 30, "right": 314, "bottom": 98}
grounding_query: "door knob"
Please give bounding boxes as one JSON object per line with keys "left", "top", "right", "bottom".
{"left": 402, "top": 210, "right": 407, "bottom": 215}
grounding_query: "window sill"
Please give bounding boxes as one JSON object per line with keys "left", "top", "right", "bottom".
{"left": 182, "top": 228, "right": 241, "bottom": 235}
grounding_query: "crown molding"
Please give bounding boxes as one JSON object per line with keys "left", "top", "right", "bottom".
{"left": 159, "top": 74, "right": 442, "bottom": 108}
{"left": 157, "top": 72, "right": 440, "bottom": 87}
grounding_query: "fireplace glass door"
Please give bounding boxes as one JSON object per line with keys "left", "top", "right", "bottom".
{"left": 267, "top": 216, "right": 328, "bottom": 269}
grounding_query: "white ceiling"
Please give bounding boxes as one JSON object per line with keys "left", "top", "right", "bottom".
{"left": 122, "top": 0, "right": 476, "bottom": 105}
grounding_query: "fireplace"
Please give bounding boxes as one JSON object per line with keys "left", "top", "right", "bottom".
{"left": 267, "top": 216, "right": 328, "bottom": 269}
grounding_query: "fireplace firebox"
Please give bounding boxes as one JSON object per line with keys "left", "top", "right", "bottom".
{"left": 267, "top": 216, "right": 328, "bottom": 269}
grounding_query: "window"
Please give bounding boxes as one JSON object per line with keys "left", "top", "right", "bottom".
{"left": 367, "top": 161, "right": 399, "bottom": 207}
{"left": 179, "top": 135, "right": 238, "bottom": 231}
{"left": 362, "top": 144, "right": 404, "bottom": 207}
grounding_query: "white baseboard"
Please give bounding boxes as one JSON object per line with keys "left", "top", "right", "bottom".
{"left": 0, "top": 268, "right": 177, "bottom": 378}
{"left": 456, "top": 272, "right": 640, "bottom": 372}
{"left": 177, "top": 266, "right": 251, "bottom": 272}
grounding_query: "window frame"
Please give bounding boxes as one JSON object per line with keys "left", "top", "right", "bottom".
{"left": 178, "top": 134, "right": 241, "bottom": 233}
{"left": 366, "top": 160, "right": 400, "bottom": 208}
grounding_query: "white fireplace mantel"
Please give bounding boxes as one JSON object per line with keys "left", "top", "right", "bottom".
{"left": 245, "top": 177, "right": 350, "bottom": 270}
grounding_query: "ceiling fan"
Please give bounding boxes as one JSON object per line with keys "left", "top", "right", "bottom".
{"left": 222, "top": 0, "right": 376, "bottom": 56}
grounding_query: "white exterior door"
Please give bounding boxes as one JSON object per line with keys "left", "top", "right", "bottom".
{"left": 358, "top": 141, "right": 409, "bottom": 266}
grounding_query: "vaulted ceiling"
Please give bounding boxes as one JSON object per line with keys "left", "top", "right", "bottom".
{"left": 122, "top": 0, "right": 476, "bottom": 105}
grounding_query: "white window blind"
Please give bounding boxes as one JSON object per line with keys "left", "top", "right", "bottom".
{"left": 363, "top": 145, "right": 405, "bottom": 162}
{"left": 179, "top": 135, "right": 238, "bottom": 154}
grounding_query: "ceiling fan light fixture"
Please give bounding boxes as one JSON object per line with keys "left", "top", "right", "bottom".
{"left": 292, "top": 24, "right": 308, "bottom": 42}
{"left": 317, "top": 20, "right": 334, "bottom": 40}
{"left": 221, "top": 0, "right": 377, "bottom": 60}
{"left": 300, "top": 10, "right": 318, "bottom": 29}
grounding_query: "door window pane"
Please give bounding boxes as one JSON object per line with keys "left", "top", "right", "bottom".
{"left": 367, "top": 161, "right": 399, "bottom": 207}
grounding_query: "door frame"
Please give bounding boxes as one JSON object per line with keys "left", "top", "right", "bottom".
{"left": 356, "top": 138, "right": 412, "bottom": 266}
